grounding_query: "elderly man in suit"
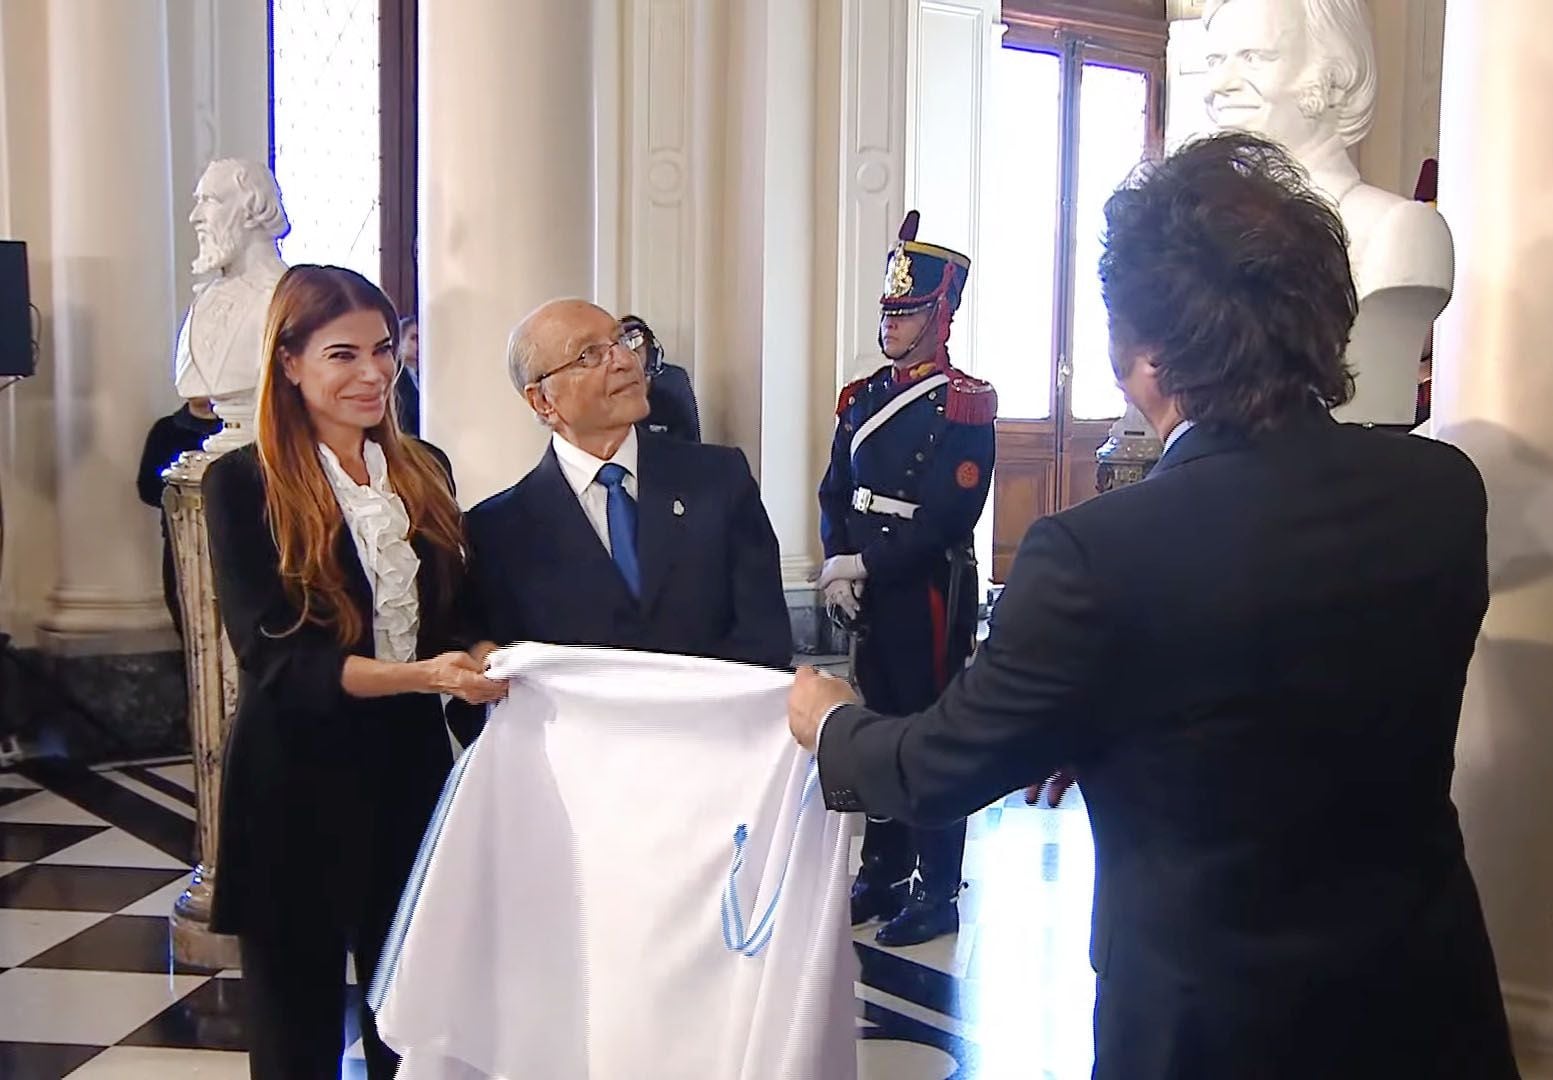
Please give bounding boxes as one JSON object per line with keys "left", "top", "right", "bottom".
{"left": 454, "top": 300, "right": 791, "bottom": 740}
{"left": 787, "top": 133, "right": 1516, "bottom": 1079}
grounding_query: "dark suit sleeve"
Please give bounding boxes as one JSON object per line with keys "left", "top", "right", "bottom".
{"left": 414, "top": 438, "right": 454, "bottom": 489}
{"left": 818, "top": 516, "right": 1104, "bottom": 824}
{"left": 444, "top": 503, "right": 495, "bottom": 746}
{"left": 717, "top": 450, "right": 794, "bottom": 669}
{"left": 395, "top": 372, "right": 421, "bottom": 436}
{"left": 859, "top": 418, "right": 994, "bottom": 585}
{"left": 817, "top": 419, "right": 854, "bottom": 559}
{"left": 136, "top": 418, "right": 173, "bottom": 508}
{"left": 202, "top": 453, "right": 349, "bottom": 721}
{"left": 409, "top": 438, "right": 481, "bottom": 656}
{"left": 664, "top": 367, "right": 701, "bottom": 442}
{"left": 442, "top": 591, "right": 490, "bottom": 746}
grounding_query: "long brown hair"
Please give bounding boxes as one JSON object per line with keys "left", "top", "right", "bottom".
{"left": 255, "top": 265, "right": 464, "bottom": 645}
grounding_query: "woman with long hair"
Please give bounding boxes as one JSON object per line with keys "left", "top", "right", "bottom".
{"left": 202, "top": 265, "right": 504, "bottom": 1079}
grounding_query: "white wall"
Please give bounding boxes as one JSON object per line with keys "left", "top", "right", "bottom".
{"left": 1433, "top": 0, "right": 1553, "bottom": 1067}
{"left": 606, "top": 0, "right": 847, "bottom": 583}
{"left": 1355, "top": 0, "right": 1445, "bottom": 198}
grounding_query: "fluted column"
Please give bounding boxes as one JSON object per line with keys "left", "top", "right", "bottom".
{"left": 37, "top": 0, "right": 178, "bottom": 651}
{"left": 418, "top": 0, "right": 595, "bottom": 505}
{"left": 1432, "top": 0, "right": 1553, "bottom": 1065}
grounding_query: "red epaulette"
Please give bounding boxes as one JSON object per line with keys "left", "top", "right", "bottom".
{"left": 835, "top": 373, "right": 874, "bottom": 416}
{"left": 946, "top": 370, "right": 998, "bottom": 425}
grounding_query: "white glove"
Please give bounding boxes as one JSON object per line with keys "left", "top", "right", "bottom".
{"left": 815, "top": 553, "right": 867, "bottom": 590}
{"left": 823, "top": 578, "right": 862, "bottom": 619}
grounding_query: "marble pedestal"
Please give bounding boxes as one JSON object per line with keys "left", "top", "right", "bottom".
{"left": 162, "top": 449, "right": 241, "bottom": 971}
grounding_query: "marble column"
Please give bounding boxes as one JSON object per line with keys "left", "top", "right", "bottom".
{"left": 37, "top": 0, "right": 178, "bottom": 652}
{"left": 756, "top": 0, "right": 822, "bottom": 586}
{"left": 418, "top": 0, "right": 595, "bottom": 505}
{"left": 1431, "top": 0, "right": 1553, "bottom": 1065}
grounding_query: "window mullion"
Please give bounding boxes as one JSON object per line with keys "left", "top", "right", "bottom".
{"left": 1052, "top": 36, "right": 1084, "bottom": 438}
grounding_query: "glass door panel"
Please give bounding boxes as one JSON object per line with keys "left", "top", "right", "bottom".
{"left": 1068, "top": 62, "right": 1149, "bottom": 422}
{"left": 975, "top": 45, "right": 1062, "bottom": 421}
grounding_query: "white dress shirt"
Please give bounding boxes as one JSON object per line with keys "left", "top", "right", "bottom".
{"left": 551, "top": 427, "right": 640, "bottom": 555}
{"left": 1162, "top": 419, "right": 1195, "bottom": 455}
{"left": 317, "top": 439, "right": 421, "bottom": 663}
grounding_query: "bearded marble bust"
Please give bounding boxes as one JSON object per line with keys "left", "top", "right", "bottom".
{"left": 173, "top": 159, "right": 289, "bottom": 446}
{"left": 1203, "top": 0, "right": 1453, "bottom": 425}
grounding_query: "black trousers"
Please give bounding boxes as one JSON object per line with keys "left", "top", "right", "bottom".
{"left": 236, "top": 776, "right": 414, "bottom": 1080}
{"left": 852, "top": 564, "right": 976, "bottom": 899}
{"left": 239, "top": 885, "right": 399, "bottom": 1080}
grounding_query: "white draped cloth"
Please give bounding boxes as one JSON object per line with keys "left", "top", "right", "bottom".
{"left": 369, "top": 644, "right": 857, "bottom": 1080}
{"left": 318, "top": 438, "right": 420, "bottom": 662}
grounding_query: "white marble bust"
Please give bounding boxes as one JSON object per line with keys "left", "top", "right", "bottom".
{"left": 1203, "top": 0, "right": 1453, "bottom": 425}
{"left": 173, "top": 158, "right": 289, "bottom": 449}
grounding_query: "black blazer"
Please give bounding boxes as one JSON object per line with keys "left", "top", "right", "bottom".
{"left": 201, "top": 442, "right": 464, "bottom": 936}
{"left": 819, "top": 412, "right": 1516, "bottom": 1079}
{"left": 641, "top": 363, "right": 701, "bottom": 443}
{"left": 458, "top": 433, "right": 790, "bottom": 732}
{"left": 394, "top": 369, "right": 421, "bottom": 436}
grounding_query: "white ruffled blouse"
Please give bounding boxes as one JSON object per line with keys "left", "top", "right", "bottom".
{"left": 318, "top": 439, "right": 422, "bottom": 663}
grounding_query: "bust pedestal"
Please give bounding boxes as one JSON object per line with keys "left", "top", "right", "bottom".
{"left": 1096, "top": 407, "right": 1163, "bottom": 493}
{"left": 202, "top": 391, "right": 257, "bottom": 456}
{"left": 162, "top": 447, "right": 240, "bottom": 970}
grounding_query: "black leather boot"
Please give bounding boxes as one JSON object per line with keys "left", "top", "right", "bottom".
{"left": 850, "top": 875, "right": 909, "bottom": 926}
{"left": 874, "top": 887, "right": 959, "bottom": 947}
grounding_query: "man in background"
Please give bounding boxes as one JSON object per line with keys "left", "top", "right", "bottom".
{"left": 136, "top": 397, "right": 221, "bottom": 635}
{"left": 621, "top": 314, "right": 700, "bottom": 443}
{"left": 395, "top": 314, "right": 420, "bottom": 435}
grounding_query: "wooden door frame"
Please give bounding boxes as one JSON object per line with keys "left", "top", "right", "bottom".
{"left": 988, "top": 5, "right": 1165, "bottom": 581}
{"left": 380, "top": 0, "right": 418, "bottom": 316}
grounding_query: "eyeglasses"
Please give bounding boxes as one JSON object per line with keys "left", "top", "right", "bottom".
{"left": 533, "top": 333, "right": 641, "bottom": 384}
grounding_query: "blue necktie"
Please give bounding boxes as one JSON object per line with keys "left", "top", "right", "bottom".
{"left": 595, "top": 462, "right": 641, "bottom": 597}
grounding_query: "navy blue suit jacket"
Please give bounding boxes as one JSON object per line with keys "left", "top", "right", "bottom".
{"left": 455, "top": 433, "right": 791, "bottom": 740}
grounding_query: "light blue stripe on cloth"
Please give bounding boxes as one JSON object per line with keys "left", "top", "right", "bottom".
{"left": 368, "top": 738, "right": 480, "bottom": 1012}
{"left": 720, "top": 758, "right": 820, "bottom": 958}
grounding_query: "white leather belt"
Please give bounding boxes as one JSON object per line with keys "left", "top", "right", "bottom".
{"left": 851, "top": 487, "right": 919, "bottom": 520}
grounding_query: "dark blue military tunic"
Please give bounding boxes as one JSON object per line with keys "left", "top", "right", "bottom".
{"left": 818, "top": 353, "right": 995, "bottom": 706}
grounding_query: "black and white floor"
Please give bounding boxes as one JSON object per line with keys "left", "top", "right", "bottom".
{"left": 0, "top": 756, "right": 1097, "bottom": 1078}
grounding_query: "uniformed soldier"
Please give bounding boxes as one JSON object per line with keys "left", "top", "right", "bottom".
{"left": 621, "top": 314, "right": 703, "bottom": 444}
{"left": 816, "top": 211, "right": 996, "bottom": 947}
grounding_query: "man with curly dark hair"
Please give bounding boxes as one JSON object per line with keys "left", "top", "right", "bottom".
{"left": 787, "top": 132, "right": 1516, "bottom": 1079}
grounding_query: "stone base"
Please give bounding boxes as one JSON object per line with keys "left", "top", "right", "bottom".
{"left": 0, "top": 645, "right": 189, "bottom": 763}
{"left": 171, "top": 863, "right": 239, "bottom": 971}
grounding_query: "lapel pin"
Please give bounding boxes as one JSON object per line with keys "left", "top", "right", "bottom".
{"left": 672, "top": 499, "right": 685, "bottom": 516}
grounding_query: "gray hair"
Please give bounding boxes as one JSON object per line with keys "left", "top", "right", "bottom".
{"left": 211, "top": 158, "right": 291, "bottom": 239}
{"left": 1204, "top": 0, "right": 1377, "bottom": 148}
{"left": 506, "top": 320, "right": 542, "bottom": 391}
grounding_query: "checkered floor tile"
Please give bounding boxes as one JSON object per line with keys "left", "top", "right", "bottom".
{"left": 0, "top": 759, "right": 372, "bottom": 1079}
{"left": 0, "top": 748, "right": 1099, "bottom": 1078}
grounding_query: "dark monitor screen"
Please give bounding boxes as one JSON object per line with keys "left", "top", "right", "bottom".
{"left": 0, "top": 240, "right": 32, "bottom": 377}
